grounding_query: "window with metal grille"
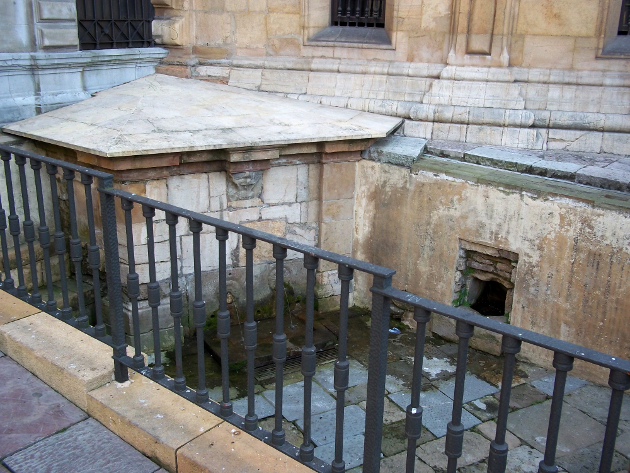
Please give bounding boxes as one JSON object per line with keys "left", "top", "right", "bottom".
{"left": 331, "top": 0, "right": 385, "bottom": 27}
{"left": 620, "top": 0, "right": 630, "bottom": 34}
{"left": 77, "top": 0, "right": 154, "bottom": 50}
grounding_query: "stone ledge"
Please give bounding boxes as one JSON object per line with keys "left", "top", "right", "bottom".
{"left": 362, "top": 135, "right": 427, "bottom": 167}
{"left": 0, "top": 291, "right": 42, "bottom": 325}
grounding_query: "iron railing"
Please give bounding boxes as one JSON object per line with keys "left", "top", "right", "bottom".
{"left": 331, "top": 0, "right": 385, "bottom": 27}
{"left": 0, "top": 144, "right": 629, "bottom": 473}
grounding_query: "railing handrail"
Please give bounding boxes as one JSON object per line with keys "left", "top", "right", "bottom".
{"left": 102, "top": 187, "right": 397, "bottom": 279}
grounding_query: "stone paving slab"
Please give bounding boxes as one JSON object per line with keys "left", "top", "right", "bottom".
{"left": 530, "top": 160, "right": 584, "bottom": 180}
{"left": 576, "top": 166, "right": 630, "bottom": 193}
{"left": 464, "top": 146, "right": 540, "bottom": 172}
{"left": 3, "top": 418, "right": 160, "bottom": 473}
{"left": 416, "top": 431, "right": 490, "bottom": 470}
{"left": 313, "top": 359, "right": 369, "bottom": 393}
{"left": 0, "top": 357, "right": 87, "bottom": 458}
{"left": 435, "top": 373, "right": 499, "bottom": 403}
{"left": 380, "top": 420, "right": 436, "bottom": 457}
{"left": 495, "top": 383, "right": 548, "bottom": 409}
{"left": 531, "top": 374, "right": 589, "bottom": 396}
{"left": 557, "top": 442, "right": 629, "bottom": 473}
{"left": 379, "top": 451, "right": 435, "bottom": 473}
{"left": 507, "top": 400, "right": 606, "bottom": 457}
{"left": 262, "top": 380, "right": 336, "bottom": 421}
{"left": 232, "top": 394, "right": 275, "bottom": 420}
{"left": 363, "top": 136, "right": 427, "bottom": 167}
{"left": 464, "top": 395, "right": 500, "bottom": 422}
{"left": 565, "top": 384, "right": 630, "bottom": 432}
{"left": 0, "top": 291, "right": 41, "bottom": 328}
{"left": 296, "top": 404, "right": 365, "bottom": 446}
{"left": 476, "top": 420, "right": 521, "bottom": 449}
{"left": 616, "top": 430, "right": 630, "bottom": 458}
{"left": 314, "top": 433, "right": 365, "bottom": 470}
{"left": 359, "top": 397, "right": 405, "bottom": 425}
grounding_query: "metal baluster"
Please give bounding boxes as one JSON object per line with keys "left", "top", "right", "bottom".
{"left": 47, "top": 163, "right": 72, "bottom": 321}
{"left": 243, "top": 235, "right": 258, "bottom": 432}
{"left": 122, "top": 198, "right": 143, "bottom": 369}
{"left": 271, "top": 244, "right": 288, "bottom": 446}
{"left": 143, "top": 204, "right": 164, "bottom": 380}
{"left": 31, "top": 160, "right": 55, "bottom": 312}
{"left": 0, "top": 185, "right": 14, "bottom": 293}
{"left": 538, "top": 352, "right": 574, "bottom": 473}
{"left": 599, "top": 370, "right": 630, "bottom": 473}
{"left": 405, "top": 307, "right": 431, "bottom": 473}
{"left": 331, "top": 264, "right": 354, "bottom": 473}
{"left": 98, "top": 175, "right": 127, "bottom": 382}
{"left": 488, "top": 336, "right": 522, "bottom": 473}
{"left": 167, "top": 211, "right": 185, "bottom": 391}
{"left": 300, "top": 253, "right": 319, "bottom": 463}
{"left": 446, "top": 321, "right": 474, "bottom": 473}
{"left": 354, "top": 0, "right": 361, "bottom": 23}
{"left": 15, "top": 155, "right": 42, "bottom": 307}
{"left": 64, "top": 169, "right": 88, "bottom": 328}
{"left": 216, "top": 227, "right": 232, "bottom": 416}
{"left": 363, "top": 274, "right": 393, "bottom": 473}
{"left": 82, "top": 174, "right": 105, "bottom": 337}
{"left": 2, "top": 152, "right": 27, "bottom": 299}
{"left": 191, "top": 219, "right": 208, "bottom": 404}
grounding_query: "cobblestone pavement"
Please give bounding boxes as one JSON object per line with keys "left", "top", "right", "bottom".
{"left": 0, "top": 351, "right": 166, "bottom": 473}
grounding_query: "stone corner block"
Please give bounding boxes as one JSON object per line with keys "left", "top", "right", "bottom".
{"left": 464, "top": 146, "right": 540, "bottom": 172}
{"left": 177, "top": 421, "right": 313, "bottom": 473}
{"left": 363, "top": 135, "right": 427, "bottom": 167}
{"left": 0, "top": 291, "right": 42, "bottom": 326}
{"left": 87, "top": 371, "right": 223, "bottom": 472}
{"left": 0, "top": 312, "right": 115, "bottom": 410}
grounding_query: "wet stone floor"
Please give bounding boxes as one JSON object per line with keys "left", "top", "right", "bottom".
{"left": 161, "top": 312, "right": 630, "bottom": 473}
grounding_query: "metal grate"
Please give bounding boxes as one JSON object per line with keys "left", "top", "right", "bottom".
{"left": 77, "top": 0, "right": 154, "bottom": 50}
{"left": 620, "top": 0, "right": 630, "bottom": 35}
{"left": 331, "top": 0, "right": 385, "bottom": 27}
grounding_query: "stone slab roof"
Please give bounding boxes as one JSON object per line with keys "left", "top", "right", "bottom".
{"left": 1, "top": 74, "right": 402, "bottom": 158}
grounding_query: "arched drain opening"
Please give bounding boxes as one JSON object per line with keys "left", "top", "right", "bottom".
{"left": 469, "top": 279, "right": 508, "bottom": 317}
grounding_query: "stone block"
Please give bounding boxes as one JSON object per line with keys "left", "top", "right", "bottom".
{"left": 261, "top": 69, "right": 309, "bottom": 94}
{"left": 180, "top": 232, "right": 220, "bottom": 273}
{"left": 403, "top": 120, "right": 433, "bottom": 139}
{"left": 267, "top": 0, "right": 299, "bottom": 13}
{"left": 177, "top": 421, "right": 313, "bottom": 473}
{"left": 235, "top": 13, "right": 267, "bottom": 48}
{"left": 262, "top": 380, "right": 336, "bottom": 421}
{"left": 464, "top": 146, "right": 540, "bottom": 172}
{"left": 225, "top": 207, "right": 260, "bottom": 224}
{"left": 262, "top": 166, "right": 298, "bottom": 204}
{"left": 322, "top": 161, "right": 356, "bottom": 201}
{"left": 0, "top": 312, "right": 118, "bottom": 410}
{"left": 322, "top": 199, "right": 354, "bottom": 222}
{"left": 260, "top": 202, "right": 301, "bottom": 223}
{"left": 296, "top": 165, "right": 309, "bottom": 202}
{"left": 238, "top": 220, "right": 287, "bottom": 264}
{"left": 88, "top": 371, "right": 222, "bottom": 471}
{"left": 576, "top": 166, "right": 630, "bottom": 192}
{"left": 476, "top": 420, "right": 521, "bottom": 449}
{"left": 416, "top": 431, "right": 490, "bottom": 469}
{"left": 315, "top": 433, "right": 365, "bottom": 469}
{"left": 530, "top": 160, "right": 584, "bottom": 180}
{"left": 602, "top": 132, "right": 630, "bottom": 155}
{"left": 320, "top": 219, "right": 353, "bottom": 255}
{"left": 379, "top": 451, "right": 434, "bottom": 473}
{"left": 0, "top": 290, "right": 41, "bottom": 326}
{"left": 228, "top": 68, "right": 262, "bottom": 90}
{"left": 37, "top": 25, "right": 79, "bottom": 48}
{"left": 167, "top": 173, "right": 209, "bottom": 213}
{"left": 547, "top": 129, "right": 603, "bottom": 153}
{"left": 363, "top": 135, "right": 427, "bottom": 167}
{"left": 296, "top": 404, "right": 365, "bottom": 446}
{"left": 38, "top": 1, "right": 76, "bottom": 20}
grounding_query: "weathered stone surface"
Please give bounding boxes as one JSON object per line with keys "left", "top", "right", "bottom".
{"left": 616, "top": 430, "right": 630, "bottom": 458}
{"left": 475, "top": 420, "right": 521, "bottom": 449}
{"left": 88, "top": 371, "right": 223, "bottom": 472}
{"left": 436, "top": 373, "right": 499, "bottom": 403}
{"left": 359, "top": 397, "right": 406, "bottom": 425}
{"left": 530, "top": 160, "right": 584, "bottom": 180}
{"left": 380, "top": 451, "right": 435, "bottom": 473}
{"left": 296, "top": 405, "right": 365, "bottom": 446}
{"left": 464, "top": 146, "right": 540, "bottom": 172}
{"left": 314, "top": 433, "right": 365, "bottom": 470}
{"left": 576, "top": 166, "right": 630, "bottom": 193}
{"left": 0, "top": 357, "right": 87, "bottom": 458}
{"left": 380, "top": 420, "right": 436, "bottom": 457}
{"left": 231, "top": 394, "right": 275, "bottom": 419}
{"left": 464, "top": 395, "right": 500, "bottom": 422}
{"left": 502, "top": 445, "right": 545, "bottom": 473}
{"left": 363, "top": 136, "right": 427, "bottom": 167}
{"left": 3, "top": 419, "right": 160, "bottom": 473}
{"left": 531, "top": 374, "right": 588, "bottom": 396}
{"left": 416, "top": 431, "right": 490, "bottom": 469}
{"left": 557, "top": 442, "right": 629, "bottom": 473}
{"left": 494, "top": 383, "right": 548, "bottom": 409}
{"left": 262, "top": 380, "right": 336, "bottom": 421}
{"left": 0, "top": 291, "right": 41, "bottom": 326}
{"left": 565, "top": 384, "right": 630, "bottom": 433}
{"left": 313, "top": 359, "right": 368, "bottom": 392}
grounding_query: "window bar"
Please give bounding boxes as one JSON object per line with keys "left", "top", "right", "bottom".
{"left": 0, "top": 186, "right": 14, "bottom": 293}
{"left": 331, "top": 263, "right": 354, "bottom": 473}
{"left": 271, "top": 244, "right": 288, "bottom": 446}
{"left": 445, "top": 320, "right": 474, "bottom": 473}
{"left": 538, "top": 352, "right": 574, "bottom": 473}
{"left": 64, "top": 169, "right": 88, "bottom": 328}
{"left": 405, "top": 307, "right": 431, "bottom": 473}
{"left": 143, "top": 204, "right": 164, "bottom": 380}
{"left": 300, "top": 253, "right": 319, "bottom": 463}
{"left": 362, "top": 274, "right": 392, "bottom": 473}
{"left": 122, "top": 198, "right": 143, "bottom": 369}
{"left": 242, "top": 235, "right": 258, "bottom": 432}
{"left": 167, "top": 211, "right": 185, "bottom": 391}
{"left": 30, "top": 159, "right": 54, "bottom": 311}
{"left": 487, "top": 335, "right": 522, "bottom": 473}
{"left": 2, "top": 152, "right": 28, "bottom": 300}
{"left": 47, "top": 163, "right": 71, "bottom": 321}
{"left": 216, "top": 227, "right": 232, "bottom": 417}
{"left": 191, "top": 219, "right": 208, "bottom": 404}
{"left": 15, "top": 155, "right": 42, "bottom": 307}
{"left": 599, "top": 370, "right": 630, "bottom": 473}
{"left": 81, "top": 174, "right": 105, "bottom": 337}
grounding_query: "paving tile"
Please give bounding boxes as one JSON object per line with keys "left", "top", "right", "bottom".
{"left": 616, "top": 430, "right": 630, "bottom": 458}
{"left": 258, "top": 418, "right": 303, "bottom": 447}
{"left": 389, "top": 390, "right": 481, "bottom": 438}
{"left": 345, "top": 382, "right": 369, "bottom": 405}
{"left": 380, "top": 420, "right": 436, "bottom": 457}
{"left": 516, "top": 362, "right": 553, "bottom": 383}
{"left": 565, "top": 384, "right": 630, "bottom": 432}
{"left": 416, "top": 431, "right": 490, "bottom": 470}
{"left": 231, "top": 394, "right": 275, "bottom": 420}
{"left": 262, "top": 380, "right": 336, "bottom": 421}
{"left": 0, "top": 357, "right": 87, "bottom": 458}
{"left": 531, "top": 374, "right": 588, "bottom": 396}
{"left": 359, "top": 397, "right": 405, "bottom": 425}
{"left": 530, "top": 160, "right": 584, "bottom": 180}
{"left": 436, "top": 374, "right": 499, "bottom": 403}
{"left": 315, "top": 433, "right": 364, "bottom": 470}
{"left": 420, "top": 356, "right": 457, "bottom": 381}
{"left": 296, "top": 405, "right": 365, "bottom": 446}
{"left": 385, "top": 375, "right": 406, "bottom": 394}
{"left": 506, "top": 400, "right": 606, "bottom": 457}
{"left": 464, "top": 146, "right": 540, "bottom": 172}
{"left": 313, "top": 359, "right": 369, "bottom": 393}
{"left": 494, "top": 383, "right": 548, "bottom": 409}
{"left": 464, "top": 395, "right": 500, "bottom": 422}
{"left": 379, "top": 451, "right": 435, "bottom": 473}
{"left": 475, "top": 420, "right": 521, "bottom": 449}
{"left": 557, "top": 442, "right": 629, "bottom": 473}
{"left": 503, "top": 445, "right": 545, "bottom": 473}
{"left": 3, "top": 418, "right": 160, "bottom": 473}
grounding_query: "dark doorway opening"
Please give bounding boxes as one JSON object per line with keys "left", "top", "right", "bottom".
{"left": 470, "top": 280, "right": 507, "bottom": 317}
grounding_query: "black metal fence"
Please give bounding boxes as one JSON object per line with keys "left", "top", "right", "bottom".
{"left": 331, "top": 0, "right": 385, "bottom": 27}
{"left": 0, "top": 144, "right": 629, "bottom": 473}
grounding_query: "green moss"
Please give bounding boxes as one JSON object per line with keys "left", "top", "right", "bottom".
{"left": 452, "top": 286, "right": 470, "bottom": 307}
{"left": 229, "top": 360, "right": 247, "bottom": 372}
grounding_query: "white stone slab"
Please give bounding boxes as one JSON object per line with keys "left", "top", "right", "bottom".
{"left": 3, "top": 74, "right": 402, "bottom": 157}
{"left": 296, "top": 405, "right": 365, "bottom": 446}
{"left": 262, "top": 381, "right": 336, "bottom": 422}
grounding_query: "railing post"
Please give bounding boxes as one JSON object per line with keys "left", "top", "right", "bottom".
{"left": 98, "top": 176, "right": 128, "bottom": 383}
{"left": 363, "top": 274, "right": 393, "bottom": 473}
{"left": 599, "top": 370, "right": 630, "bottom": 473}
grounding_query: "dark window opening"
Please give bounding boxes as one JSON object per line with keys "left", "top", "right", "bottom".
{"left": 331, "top": 0, "right": 385, "bottom": 27}
{"left": 470, "top": 280, "right": 508, "bottom": 317}
{"left": 620, "top": 0, "right": 630, "bottom": 35}
{"left": 77, "top": 0, "right": 155, "bottom": 50}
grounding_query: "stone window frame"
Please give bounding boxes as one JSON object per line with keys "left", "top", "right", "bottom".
{"left": 598, "top": 0, "right": 630, "bottom": 57}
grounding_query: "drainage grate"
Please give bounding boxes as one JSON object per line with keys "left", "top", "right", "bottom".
{"left": 254, "top": 347, "right": 338, "bottom": 384}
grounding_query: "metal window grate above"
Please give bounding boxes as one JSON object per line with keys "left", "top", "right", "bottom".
{"left": 331, "top": 0, "right": 385, "bottom": 27}
{"left": 77, "top": 0, "right": 155, "bottom": 50}
{"left": 620, "top": 0, "right": 630, "bottom": 35}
